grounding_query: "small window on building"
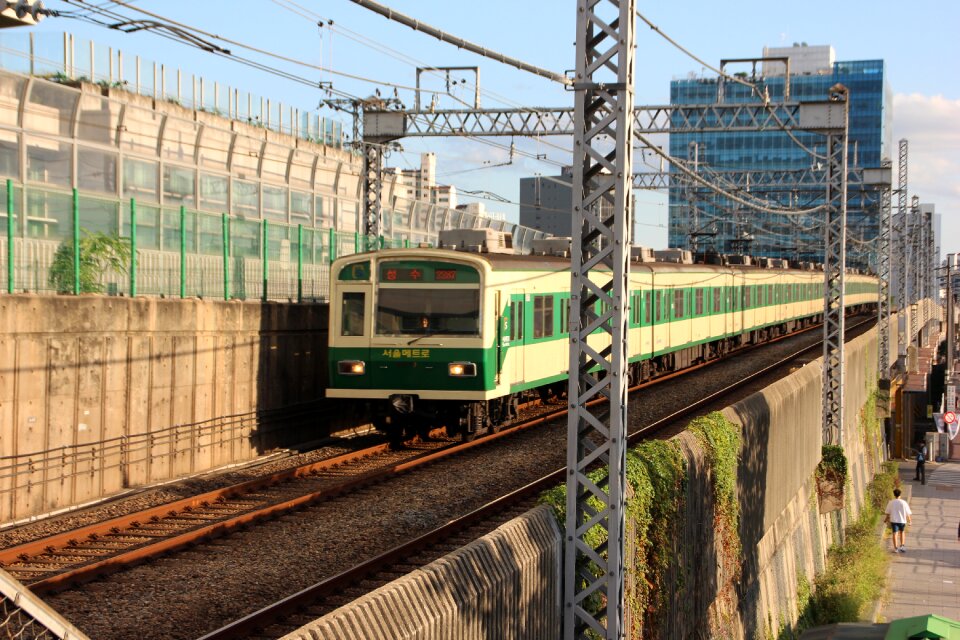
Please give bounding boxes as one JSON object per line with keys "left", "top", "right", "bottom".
{"left": 341, "top": 292, "right": 365, "bottom": 337}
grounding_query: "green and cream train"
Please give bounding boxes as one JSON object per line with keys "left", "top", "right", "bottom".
{"left": 327, "top": 243, "right": 878, "bottom": 441}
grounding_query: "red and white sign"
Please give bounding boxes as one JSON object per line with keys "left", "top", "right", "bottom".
{"left": 944, "top": 411, "right": 957, "bottom": 425}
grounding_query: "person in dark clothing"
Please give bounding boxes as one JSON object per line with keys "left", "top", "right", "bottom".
{"left": 915, "top": 440, "right": 927, "bottom": 485}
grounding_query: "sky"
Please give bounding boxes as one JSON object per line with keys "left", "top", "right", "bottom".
{"left": 26, "top": 0, "right": 960, "bottom": 257}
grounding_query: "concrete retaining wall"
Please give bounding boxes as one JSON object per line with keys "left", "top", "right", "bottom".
{"left": 728, "top": 327, "right": 883, "bottom": 638}
{"left": 281, "top": 505, "right": 562, "bottom": 640}
{"left": 0, "top": 294, "right": 330, "bottom": 523}
{"left": 290, "top": 325, "right": 887, "bottom": 639}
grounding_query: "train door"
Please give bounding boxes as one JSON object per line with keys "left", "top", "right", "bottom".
{"left": 495, "top": 291, "right": 507, "bottom": 383}
{"left": 507, "top": 293, "right": 526, "bottom": 389}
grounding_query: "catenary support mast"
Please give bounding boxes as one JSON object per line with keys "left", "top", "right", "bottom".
{"left": 876, "top": 166, "right": 892, "bottom": 379}
{"left": 812, "top": 85, "right": 850, "bottom": 446}
{"left": 564, "top": 0, "right": 635, "bottom": 637}
{"left": 896, "top": 139, "right": 908, "bottom": 368}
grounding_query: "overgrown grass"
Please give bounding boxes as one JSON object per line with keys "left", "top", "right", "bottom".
{"left": 797, "top": 461, "right": 899, "bottom": 629}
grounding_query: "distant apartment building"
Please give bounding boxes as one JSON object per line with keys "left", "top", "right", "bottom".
{"left": 387, "top": 152, "right": 458, "bottom": 208}
{"left": 668, "top": 44, "right": 892, "bottom": 268}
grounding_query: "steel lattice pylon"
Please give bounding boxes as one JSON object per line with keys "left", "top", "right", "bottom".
{"left": 820, "top": 86, "right": 850, "bottom": 447}
{"left": 877, "top": 171, "right": 892, "bottom": 378}
{"left": 909, "top": 196, "right": 920, "bottom": 346}
{"left": 896, "top": 139, "right": 908, "bottom": 367}
{"left": 563, "top": 0, "right": 635, "bottom": 637}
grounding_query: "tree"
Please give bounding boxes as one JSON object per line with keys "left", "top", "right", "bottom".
{"left": 48, "top": 229, "right": 131, "bottom": 294}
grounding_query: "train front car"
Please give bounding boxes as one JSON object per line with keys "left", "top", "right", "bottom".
{"left": 327, "top": 249, "right": 501, "bottom": 443}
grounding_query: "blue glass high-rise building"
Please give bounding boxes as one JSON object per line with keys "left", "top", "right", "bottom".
{"left": 668, "top": 45, "right": 892, "bottom": 268}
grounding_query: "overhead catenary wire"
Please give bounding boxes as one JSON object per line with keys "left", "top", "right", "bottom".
{"left": 69, "top": 0, "right": 571, "bottom": 172}
{"left": 69, "top": 1, "right": 848, "bottom": 234}
{"left": 636, "top": 130, "right": 828, "bottom": 216}
{"left": 347, "top": 0, "right": 571, "bottom": 86}
{"left": 71, "top": 0, "right": 428, "bottom": 94}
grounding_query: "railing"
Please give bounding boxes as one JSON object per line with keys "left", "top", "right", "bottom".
{"left": 0, "top": 31, "right": 345, "bottom": 146}
{"left": 0, "top": 568, "right": 90, "bottom": 639}
{"left": 0, "top": 180, "right": 418, "bottom": 301}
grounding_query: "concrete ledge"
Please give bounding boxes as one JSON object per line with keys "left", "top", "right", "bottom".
{"left": 281, "top": 505, "right": 562, "bottom": 640}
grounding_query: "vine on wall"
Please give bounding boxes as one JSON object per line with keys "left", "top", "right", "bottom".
{"left": 540, "top": 411, "right": 740, "bottom": 637}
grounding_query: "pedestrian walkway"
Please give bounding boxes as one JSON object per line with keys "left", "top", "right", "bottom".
{"left": 881, "top": 461, "right": 960, "bottom": 621}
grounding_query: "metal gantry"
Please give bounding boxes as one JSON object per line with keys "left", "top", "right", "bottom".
{"left": 378, "top": 102, "right": 803, "bottom": 139}
{"left": 563, "top": 1, "right": 635, "bottom": 637}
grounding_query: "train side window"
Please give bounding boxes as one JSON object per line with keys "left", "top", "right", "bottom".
{"left": 533, "top": 295, "right": 555, "bottom": 339}
{"left": 340, "top": 292, "right": 366, "bottom": 336}
{"left": 744, "top": 287, "right": 752, "bottom": 309}
{"left": 511, "top": 300, "right": 525, "bottom": 341}
{"left": 695, "top": 288, "right": 704, "bottom": 315}
{"left": 654, "top": 291, "right": 662, "bottom": 322}
{"left": 674, "top": 289, "right": 684, "bottom": 318}
{"left": 644, "top": 292, "right": 652, "bottom": 324}
{"left": 713, "top": 288, "right": 721, "bottom": 313}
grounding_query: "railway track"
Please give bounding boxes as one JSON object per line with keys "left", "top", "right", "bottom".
{"left": 0, "top": 439, "right": 449, "bottom": 592}
{"left": 197, "top": 315, "right": 875, "bottom": 640}
{"left": 1, "top": 316, "right": 839, "bottom": 596}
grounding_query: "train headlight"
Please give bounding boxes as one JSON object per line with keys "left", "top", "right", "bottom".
{"left": 448, "top": 362, "right": 477, "bottom": 377}
{"left": 338, "top": 360, "right": 366, "bottom": 375}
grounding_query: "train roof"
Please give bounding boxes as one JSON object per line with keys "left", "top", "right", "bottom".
{"left": 341, "top": 248, "right": 876, "bottom": 277}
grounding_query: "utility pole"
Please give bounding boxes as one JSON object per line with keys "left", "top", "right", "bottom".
{"left": 947, "top": 254, "right": 955, "bottom": 386}
{"left": 564, "top": 0, "right": 635, "bottom": 637}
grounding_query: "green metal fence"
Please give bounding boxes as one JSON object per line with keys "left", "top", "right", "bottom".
{"left": 0, "top": 181, "right": 401, "bottom": 302}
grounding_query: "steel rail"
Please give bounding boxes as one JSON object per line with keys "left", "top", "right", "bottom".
{"left": 198, "top": 315, "right": 874, "bottom": 640}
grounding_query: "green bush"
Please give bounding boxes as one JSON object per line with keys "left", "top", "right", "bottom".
{"left": 48, "top": 230, "right": 130, "bottom": 294}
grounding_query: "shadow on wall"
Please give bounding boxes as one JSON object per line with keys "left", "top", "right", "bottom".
{"left": 730, "top": 394, "right": 773, "bottom": 640}
{"left": 251, "top": 302, "right": 331, "bottom": 452}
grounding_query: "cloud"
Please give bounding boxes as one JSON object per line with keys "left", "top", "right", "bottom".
{"left": 892, "top": 94, "right": 960, "bottom": 252}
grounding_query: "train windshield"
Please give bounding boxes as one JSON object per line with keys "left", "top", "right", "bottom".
{"left": 376, "top": 288, "right": 480, "bottom": 336}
